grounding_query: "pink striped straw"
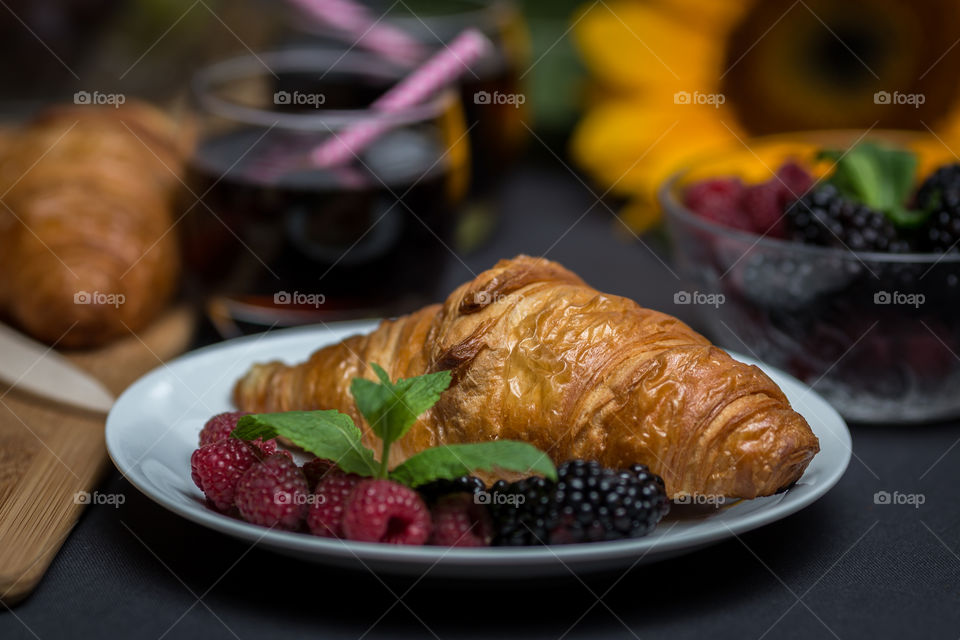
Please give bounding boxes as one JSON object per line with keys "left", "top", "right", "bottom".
{"left": 309, "top": 28, "right": 492, "bottom": 169}
{"left": 289, "top": 0, "right": 426, "bottom": 67}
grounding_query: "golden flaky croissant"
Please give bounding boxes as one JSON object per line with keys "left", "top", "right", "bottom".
{"left": 235, "top": 256, "right": 819, "bottom": 498}
{"left": 0, "top": 100, "right": 185, "bottom": 348}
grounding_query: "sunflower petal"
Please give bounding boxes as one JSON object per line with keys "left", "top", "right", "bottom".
{"left": 570, "top": 97, "right": 741, "bottom": 198}
{"left": 572, "top": 1, "right": 730, "bottom": 91}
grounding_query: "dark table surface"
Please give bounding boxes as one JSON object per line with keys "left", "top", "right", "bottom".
{"left": 3, "top": 163, "right": 960, "bottom": 640}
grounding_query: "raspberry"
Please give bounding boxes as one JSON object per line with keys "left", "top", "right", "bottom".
{"left": 307, "top": 470, "right": 362, "bottom": 538}
{"left": 198, "top": 411, "right": 278, "bottom": 456}
{"left": 234, "top": 454, "right": 309, "bottom": 530}
{"left": 683, "top": 178, "right": 752, "bottom": 232}
{"left": 741, "top": 180, "right": 787, "bottom": 237}
{"left": 190, "top": 438, "right": 259, "bottom": 511}
{"left": 199, "top": 411, "right": 250, "bottom": 446}
{"left": 776, "top": 160, "right": 814, "bottom": 197}
{"left": 252, "top": 437, "right": 280, "bottom": 457}
{"left": 302, "top": 457, "right": 338, "bottom": 491}
{"left": 342, "top": 479, "right": 431, "bottom": 545}
{"left": 429, "top": 493, "right": 492, "bottom": 547}
{"left": 740, "top": 163, "right": 813, "bottom": 239}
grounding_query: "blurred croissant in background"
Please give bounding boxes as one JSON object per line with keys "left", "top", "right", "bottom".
{"left": 0, "top": 100, "right": 186, "bottom": 348}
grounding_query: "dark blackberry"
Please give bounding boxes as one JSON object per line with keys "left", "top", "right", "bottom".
{"left": 627, "top": 463, "right": 670, "bottom": 519}
{"left": 416, "top": 475, "right": 486, "bottom": 504}
{"left": 487, "top": 476, "right": 555, "bottom": 546}
{"left": 915, "top": 163, "right": 960, "bottom": 252}
{"left": 785, "top": 184, "right": 911, "bottom": 252}
{"left": 549, "top": 460, "right": 668, "bottom": 544}
{"left": 486, "top": 461, "right": 670, "bottom": 546}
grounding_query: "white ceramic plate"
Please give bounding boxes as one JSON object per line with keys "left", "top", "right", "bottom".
{"left": 106, "top": 320, "right": 851, "bottom": 577}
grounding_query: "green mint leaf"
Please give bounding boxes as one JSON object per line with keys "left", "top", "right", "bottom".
{"left": 388, "top": 441, "right": 557, "bottom": 488}
{"left": 233, "top": 411, "right": 378, "bottom": 477}
{"left": 874, "top": 143, "right": 917, "bottom": 211}
{"left": 885, "top": 205, "right": 929, "bottom": 229}
{"left": 820, "top": 143, "right": 922, "bottom": 227}
{"left": 350, "top": 364, "right": 452, "bottom": 449}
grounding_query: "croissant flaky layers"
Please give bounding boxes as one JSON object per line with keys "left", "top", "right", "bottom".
{"left": 235, "top": 256, "right": 819, "bottom": 498}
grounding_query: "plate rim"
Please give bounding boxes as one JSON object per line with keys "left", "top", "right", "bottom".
{"left": 106, "top": 320, "right": 852, "bottom": 566}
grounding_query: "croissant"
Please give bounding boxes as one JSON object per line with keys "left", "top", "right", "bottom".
{"left": 235, "top": 256, "right": 819, "bottom": 498}
{"left": 0, "top": 100, "right": 185, "bottom": 348}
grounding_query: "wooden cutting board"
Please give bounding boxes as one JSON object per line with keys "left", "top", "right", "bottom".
{"left": 0, "top": 308, "right": 194, "bottom": 606}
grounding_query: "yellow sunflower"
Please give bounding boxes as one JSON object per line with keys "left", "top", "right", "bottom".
{"left": 570, "top": 0, "right": 960, "bottom": 231}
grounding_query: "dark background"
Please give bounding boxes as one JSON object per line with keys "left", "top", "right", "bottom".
{"left": 2, "top": 0, "right": 960, "bottom": 636}
{"left": 2, "top": 163, "right": 959, "bottom": 639}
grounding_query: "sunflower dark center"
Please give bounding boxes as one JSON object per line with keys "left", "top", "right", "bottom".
{"left": 720, "top": 0, "right": 960, "bottom": 134}
{"left": 806, "top": 22, "right": 885, "bottom": 90}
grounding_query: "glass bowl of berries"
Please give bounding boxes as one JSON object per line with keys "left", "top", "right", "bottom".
{"left": 659, "top": 131, "right": 960, "bottom": 423}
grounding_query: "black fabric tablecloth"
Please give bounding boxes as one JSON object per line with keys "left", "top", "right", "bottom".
{"left": 3, "top": 165, "right": 960, "bottom": 640}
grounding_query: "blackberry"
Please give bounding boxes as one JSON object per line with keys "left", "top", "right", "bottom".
{"left": 550, "top": 460, "right": 668, "bottom": 544}
{"left": 416, "top": 475, "right": 486, "bottom": 504}
{"left": 785, "top": 184, "right": 911, "bottom": 252}
{"left": 915, "top": 163, "right": 960, "bottom": 252}
{"left": 486, "top": 461, "right": 669, "bottom": 546}
{"left": 487, "top": 476, "right": 555, "bottom": 546}
{"left": 628, "top": 463, "right": 670, "bottom": 519}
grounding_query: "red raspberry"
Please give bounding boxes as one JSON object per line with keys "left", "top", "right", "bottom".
{"left": 342, "top": 479, "right": 432, "bottom": 545}
{"left": 683, "top": 178, "right": 753, "bottom": 232}
{"left": 741, "top": 180, "right": 787, "bottom": 238}
{"left": 307, "top": 470, "right": 363, "bottom": 538}
{"left": 302, "top": 457, "right": 338, "bottom": 491}
{"left": 234, "top": 454, "right": 309, "bottom": 530}
{"left": 252, "top": 437, "right": 281, "bottom": 457}
{"left": 190, "top": 439, "right": 259, "bottom": 511}
{"left": 777, "top": 160, "right": 814, "bottom": 197}
{"left": 199, "top": 411, "right": 250, "bottom": 446}
{"left": 199, "top": 410, "right": 278, "bottom": 455}
{"left": 429, "top": 493, "right": 492, "bottom": 547}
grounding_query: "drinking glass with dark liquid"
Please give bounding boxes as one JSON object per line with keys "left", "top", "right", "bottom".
{"left": 285, "top": 0, "right": 530, "bottom": 248}
{"left": 183, "top": 48, "right": 470, "bottom": 337}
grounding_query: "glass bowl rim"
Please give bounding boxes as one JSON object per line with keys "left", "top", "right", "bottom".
{"left": 191, "top": 47, "right": 460, "bottom": 131}
{"left": 658, "top": 130, "right": 960, "bottom": 264}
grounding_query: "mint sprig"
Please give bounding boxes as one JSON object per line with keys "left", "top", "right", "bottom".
{"left": 234, "top": 410, "right": 379, "bottom": 477}
{"left": 231, "top": 363, "right": 557, "bottom": 486}
{"left": 390, "top": 441, "right": 557, "bottom": 487}
{"left": 350, "top": 364, "right": 451, "bottom": 477}
{"left": 819, "top": 142, "right": 929, "bottom": 228}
